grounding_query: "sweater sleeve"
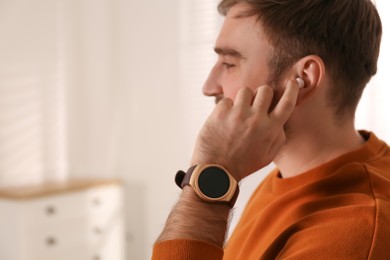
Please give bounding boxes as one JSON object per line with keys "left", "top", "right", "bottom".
{"left": 152, "top": 239, "right": 224, "bottom": 260}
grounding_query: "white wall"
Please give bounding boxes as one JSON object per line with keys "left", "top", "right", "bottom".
{"left": 356, "top": 0, "right": 390, "bottom": 142}
{"left": 63, "top": 1, "right": 183, "bottom": 259}
{"left": 106, "top": 1, "right": 182, "bottom": 259}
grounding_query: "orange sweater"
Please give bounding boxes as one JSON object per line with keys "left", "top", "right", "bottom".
{"left": 153, "top": 131, "right": 390, "bottom": 259}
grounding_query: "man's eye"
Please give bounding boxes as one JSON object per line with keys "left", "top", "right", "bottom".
{"left": 222, "top": 63, "right": 235, "bottom": 69}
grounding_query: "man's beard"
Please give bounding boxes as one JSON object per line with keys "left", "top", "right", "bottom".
{"left": 212, "top": 67, "right": 282, "bottom": 108}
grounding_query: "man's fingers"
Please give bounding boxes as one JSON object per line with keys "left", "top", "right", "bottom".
{"left": 215, "top": 97, "right": 233, "bottom": 113}
{"left": 235, "top": 88, "right": 254, "bottom": 108}
{"left": 270, "top": 79, "right": 299, "bottom": 124}
{"left": 253, "top": 85, "right": 274, "bottom": 114}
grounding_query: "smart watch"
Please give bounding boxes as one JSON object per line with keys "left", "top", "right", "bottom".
{"left": 175, "top": 164, "right": 239, "bottom": 207}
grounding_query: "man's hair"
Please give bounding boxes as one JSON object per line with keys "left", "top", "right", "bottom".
{"left": 218, "top": 0, "right": 382, "bottom": 117}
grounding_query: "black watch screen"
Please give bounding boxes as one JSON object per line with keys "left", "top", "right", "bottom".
{"left": 198, "top": 166, "right": 230, "bottom": 198}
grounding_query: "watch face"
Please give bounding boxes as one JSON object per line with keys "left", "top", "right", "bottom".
{"left": 198, "top": 166, "right": 230, "bottom": 198}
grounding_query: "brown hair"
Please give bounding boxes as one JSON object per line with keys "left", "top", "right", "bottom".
{"left": 218, "top": 0, "right": 382, "bottom": 117}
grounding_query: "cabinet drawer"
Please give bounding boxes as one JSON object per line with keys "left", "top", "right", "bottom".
{"left": 23, "top": 217, "right": 88, "bottom": 259}
{"left": 87, "top": 207, "right": 124, "bottom": 246}
{"left": 86, "top": 186, "right": 122, "bottom": 218}
{"left": 88, "top": 219, "right": 125, "bottom": 260}
{"left": 0, "top": 181, "right": 124, "bottom": 260}
{"left": 22, "top": 191, "right": 88, "bottom": 226}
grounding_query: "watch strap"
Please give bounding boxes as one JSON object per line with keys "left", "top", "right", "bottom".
{"left": 175, "top": 165, "right": 197, "bottom": 189}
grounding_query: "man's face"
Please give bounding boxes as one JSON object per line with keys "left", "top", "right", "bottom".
{"left": 203, "top": 4, "right": 274, "bottom": 103}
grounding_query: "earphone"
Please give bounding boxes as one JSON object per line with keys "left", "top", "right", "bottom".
{"left": 296, "top": 77, "right": 305, "bottom": 88}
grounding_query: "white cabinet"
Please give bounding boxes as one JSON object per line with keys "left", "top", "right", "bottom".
{"left": 0, "top": 180, "right": 125, "bottom": 260}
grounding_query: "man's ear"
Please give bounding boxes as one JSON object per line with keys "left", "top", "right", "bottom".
{"left": 292, "top": 55, "right": 325, "bottom": 105}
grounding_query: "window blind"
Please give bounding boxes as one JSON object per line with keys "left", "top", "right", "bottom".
{"left": 0, "top": 0, "right": 66, "bottom": 187}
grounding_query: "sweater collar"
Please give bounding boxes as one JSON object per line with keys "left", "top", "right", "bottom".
{"left": 271, "top": 131, "right": 388, "bottom": 193}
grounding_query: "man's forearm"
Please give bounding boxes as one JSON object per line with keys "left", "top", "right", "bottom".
{"left": 156, "top": 186, "right": 231, "bottom": 247}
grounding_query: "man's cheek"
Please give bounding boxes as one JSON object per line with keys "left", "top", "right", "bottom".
{"left": 223, "top": 87, "right": 239, "bottom": 101}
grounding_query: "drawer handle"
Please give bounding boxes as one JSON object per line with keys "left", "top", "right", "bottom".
{"left": 46, "top": 236, "right": 57, "bottom": 247}
{"left": 45, "top": 206, "right": 56, "bottom": 216}
{"left": 93, "top": 227, "right": 104, "bottom": 235}
{"left": 92, "top": 198, "right": 102, "bottom": 206}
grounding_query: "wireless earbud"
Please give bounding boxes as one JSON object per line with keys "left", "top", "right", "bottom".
{"left": 296, "top": 77, "right": 305, "bottom": 88}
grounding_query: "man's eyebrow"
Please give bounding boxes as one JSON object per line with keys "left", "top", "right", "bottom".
{"left": 214, "top": 47, "right": 245, "bottom": 58}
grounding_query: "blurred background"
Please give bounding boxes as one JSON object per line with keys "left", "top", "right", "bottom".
{"left": 0, "top": 0, "right": 389, "bottom": 259}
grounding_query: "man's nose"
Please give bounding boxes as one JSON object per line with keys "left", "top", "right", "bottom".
{"left": 202, "top": 66, "right": 223, "bottom": 97}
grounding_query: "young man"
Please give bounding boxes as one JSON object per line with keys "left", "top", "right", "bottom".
{"left": 153, "top": 0, "right": 389, "bottom": 259}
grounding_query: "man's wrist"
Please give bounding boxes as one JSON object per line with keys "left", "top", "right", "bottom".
{"left": 156, "top": 186, "right": 230, "bottom": 247}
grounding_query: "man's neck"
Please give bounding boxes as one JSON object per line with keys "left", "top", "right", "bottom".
{"left": 274, "top": 122, "right": 365, "bottom": 179}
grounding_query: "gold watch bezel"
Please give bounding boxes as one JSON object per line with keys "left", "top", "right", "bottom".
{"left": 189, "top": 164, "right": 238, "bottom": 204}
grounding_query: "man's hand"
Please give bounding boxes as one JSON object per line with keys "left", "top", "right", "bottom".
{"left": 154, "top": 79, "right": 300, "bottom": 253}
{"left": 191, "top": 79, "right": 300, "bottom": 181}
